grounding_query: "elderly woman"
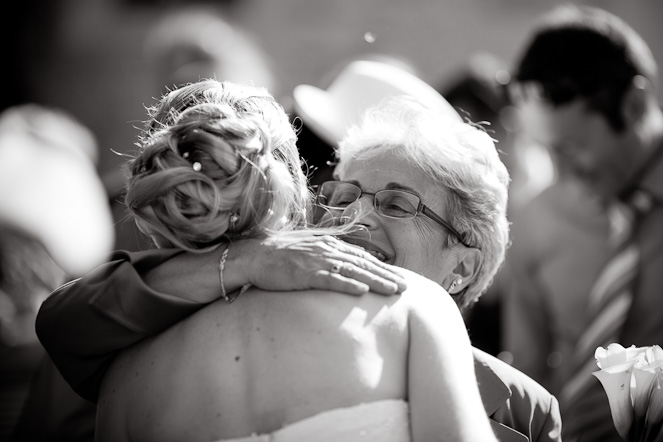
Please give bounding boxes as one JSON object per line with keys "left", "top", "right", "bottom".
{"left": 325, "top": 96, "right": 508, "bottom": 308}
{"left": 38, "top": 91, "right": 562, "bottom": 441}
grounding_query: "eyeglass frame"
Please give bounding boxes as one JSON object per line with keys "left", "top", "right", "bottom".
{"left": 315, "top": 181, "right": 472, "bottom": 248}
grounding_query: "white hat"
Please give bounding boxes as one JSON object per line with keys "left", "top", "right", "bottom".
{"left": 0, "top": 105, "right": 114, "bottom": 276}
{"left": 293, "top": 59, "right": 461, "bottom": 146}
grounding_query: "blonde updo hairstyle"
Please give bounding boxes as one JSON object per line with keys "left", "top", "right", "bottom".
{"left": 125, "top": 80, "right": 310, "bottom": 251}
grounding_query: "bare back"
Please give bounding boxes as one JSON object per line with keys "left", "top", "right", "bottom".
{"left": 97, "top": 285, "right": 412, "bottom": 441}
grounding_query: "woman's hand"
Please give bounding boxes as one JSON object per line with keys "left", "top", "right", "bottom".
{"left": 232, "top": 234, "right": 407, "bottom": 296}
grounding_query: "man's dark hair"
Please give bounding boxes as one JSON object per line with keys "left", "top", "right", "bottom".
{"left": 515, "top": 5, "right": 657, "bottom": 131}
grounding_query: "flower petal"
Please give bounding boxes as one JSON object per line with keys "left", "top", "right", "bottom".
{"left": 604, "top": 360, "right": 641, "bottom": 375}
{"left": 596, "top": 344, "right": 648, "bottom": 370}
{"left": 634, "top": 367, "right": 659, "bottom": 417}
{"left": 596, "top": 344, "right": 625, "bottom": 369}
{"left": 593, "top": 369, "right": 634, "bottom": 439}
{"left": 645, "top": 346, "right": 663, "bottom": 370}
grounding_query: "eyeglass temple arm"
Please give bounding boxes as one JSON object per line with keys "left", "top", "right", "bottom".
{"left": 420, "top": 204, "right": 470, "bottom": 247}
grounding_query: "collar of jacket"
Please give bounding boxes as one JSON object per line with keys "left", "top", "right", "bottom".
{"left": 473, "top": 348, "right": 529, "bottom": 442}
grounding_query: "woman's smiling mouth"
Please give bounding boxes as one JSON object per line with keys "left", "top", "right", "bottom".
{"left": 341, "top": 236, "right": 390, "bottom": 263}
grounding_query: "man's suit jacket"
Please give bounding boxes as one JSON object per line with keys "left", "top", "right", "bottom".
{"left": 473, "top": 348, "right": 561, "bottom": 442}
{"left": 37, "top": 250, "right": 562, "bottom": 442}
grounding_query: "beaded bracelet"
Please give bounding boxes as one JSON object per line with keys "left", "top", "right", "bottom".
{"left": 218, "top": 243, "right": 251, "bottom": 303}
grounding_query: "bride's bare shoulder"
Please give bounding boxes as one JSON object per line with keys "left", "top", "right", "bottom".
{"left": 395, "top": 269, "right": 447, "bottom": 296}
{"left": 395, "top": 269, "right": 457, "bottom": 313}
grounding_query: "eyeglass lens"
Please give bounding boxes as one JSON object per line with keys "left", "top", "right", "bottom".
{"left": 318, "top": 182, "right": 420, "bottom": 219}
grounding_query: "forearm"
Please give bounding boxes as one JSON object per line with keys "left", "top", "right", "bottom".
{"left": 35, "top": 235, "right": 405, "bottom": 402}
{"left": 147, "top": 235, "right": 407, "bottom": 299}
{"left": 142, "top": 241, "right": 254, "bottom": 301}
{"left": 36, "top": 249, "right": 208, "bottom": 402}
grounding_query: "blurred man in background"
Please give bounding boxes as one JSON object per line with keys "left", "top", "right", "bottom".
{"left": 509, "top": 5, "right": 663, "bottom": 441}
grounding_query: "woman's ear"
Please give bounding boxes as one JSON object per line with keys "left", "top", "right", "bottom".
{"left": 442, "top": 246, "right": 483, "bottom": 294}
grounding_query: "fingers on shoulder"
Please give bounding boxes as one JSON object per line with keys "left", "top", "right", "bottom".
{"left": 309, "top": 269, "right": 369, "bottom": 296}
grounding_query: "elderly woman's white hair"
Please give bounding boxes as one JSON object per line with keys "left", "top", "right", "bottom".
{"left": 335, "top": 96, "right": 510, "bottom": 308}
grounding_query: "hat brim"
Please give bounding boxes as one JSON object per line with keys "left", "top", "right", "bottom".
{"left": 292, "top": 84, "right": 344, "bottom": 147}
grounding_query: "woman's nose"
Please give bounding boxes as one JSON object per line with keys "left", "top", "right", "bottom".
{"left": 341, "top": 196, "right": 377, "bottom": 226}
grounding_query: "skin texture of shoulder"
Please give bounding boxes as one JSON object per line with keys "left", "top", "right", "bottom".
{"left": 96, "top": 268, "right": 497, "bottom": 442}
{"left": 96, "top": 286, "right": 412, "bottom": 442}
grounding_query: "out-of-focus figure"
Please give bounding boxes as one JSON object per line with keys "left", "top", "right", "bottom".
{"left": 0, "top": 105, "right": 114, "bottom": 275}
{"left": 0, "top": 227, "right": 67, "bottom": 439}
{"left": 0, "top": 105, "right": 114, "bottom": 441}
{"left": 501, "top": 168, "right": 610, "bottom": 389}
{"left": 145, "top": 6, "right": 276, "bottom": 96}
{"left": 509, "top": 5, "right": 663, "bottom": 442}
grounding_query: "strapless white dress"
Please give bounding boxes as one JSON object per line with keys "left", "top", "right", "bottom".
{"left": 211, "top": 399, "right": 410, "bottom": 442}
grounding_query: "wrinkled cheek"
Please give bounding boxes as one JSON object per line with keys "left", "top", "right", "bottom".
{"left": 390, "top": 220, "right": 447, "bottom": 279}
{"left": 400, "top": 240, "right": 446, "bottom": 283}
{"left": 423, "top": 240, "right": 456, "bottom": 285}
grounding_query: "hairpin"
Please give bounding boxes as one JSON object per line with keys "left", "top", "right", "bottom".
{"left": 229, "top": 213, "right": 240, "bottom": 224}
{"left": 192, "top": 162, "right": 202, "bottom": 171}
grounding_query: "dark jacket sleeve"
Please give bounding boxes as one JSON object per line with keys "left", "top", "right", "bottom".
{"left": 35, "top": 249, "right": 208, "bottom": 403}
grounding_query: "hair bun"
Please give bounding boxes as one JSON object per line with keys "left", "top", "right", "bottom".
{"left": 127, "top": 80, "right": 309, "bottom": 252}
{"left": 234, "top": 131, "right": 264, "bottom": 155}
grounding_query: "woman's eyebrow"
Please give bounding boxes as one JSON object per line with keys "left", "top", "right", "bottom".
{"left": 385, "top": 182, "right": 420, "bottom": 195}
{"left": 345, "top": 179, "right": 422, "bottom": 196}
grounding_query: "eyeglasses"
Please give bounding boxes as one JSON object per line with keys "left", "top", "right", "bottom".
{"left": 315, "top": 181, "right": 471, "bottom": 248}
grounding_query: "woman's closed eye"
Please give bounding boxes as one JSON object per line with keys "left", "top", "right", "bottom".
{"left": 330, "top": 191, "right": 359, "bottom": 207}
{"left": 377, "top": 194, "right": 417, "bottom": 217}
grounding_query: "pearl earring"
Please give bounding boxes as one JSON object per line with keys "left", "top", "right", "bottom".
{"left": 449, "top": 278, "right": 463, "bottom": 292}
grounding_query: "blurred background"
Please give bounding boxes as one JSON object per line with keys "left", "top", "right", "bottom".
{"left": 1, "top": 1, "right": 661, "bottom": 439}
{"left": 3, "top": 0, "right": 661, "bottom": 250}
